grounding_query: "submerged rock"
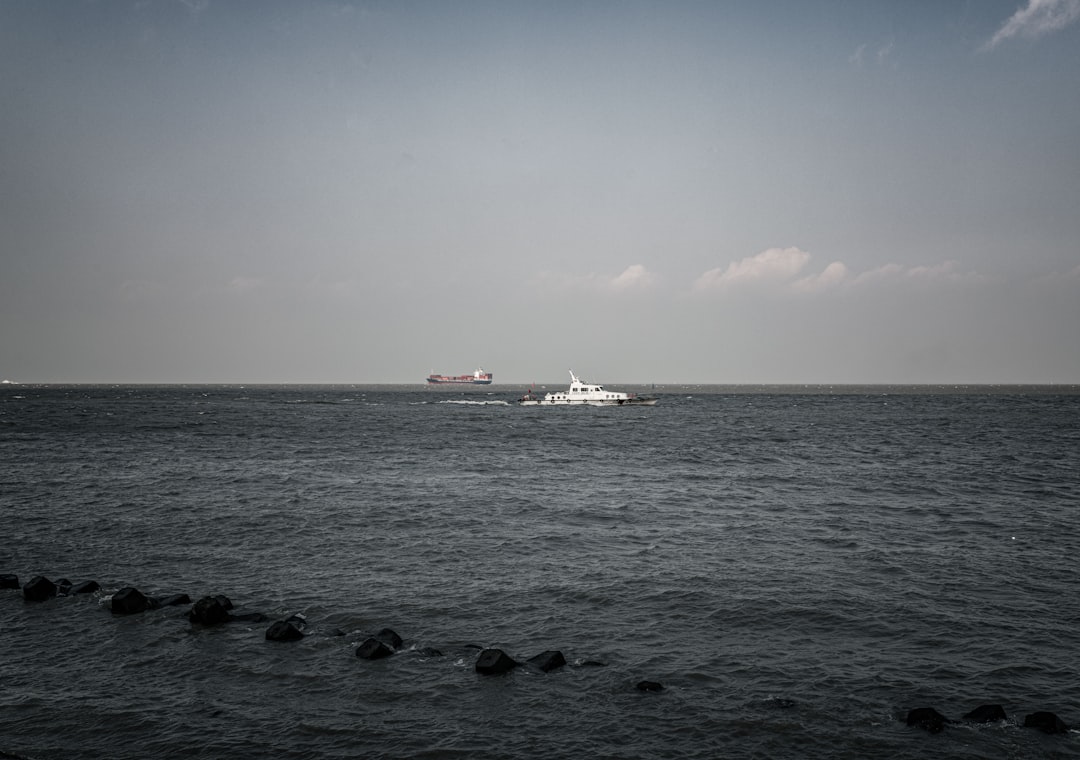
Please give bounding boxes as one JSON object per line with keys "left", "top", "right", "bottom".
{"left": 635, "top": 680, "right": 664, "bottom": 693}
{"left": 475, "top": 648, "right": 518, "bottom": 675}
{"left": 1023, "top": 711, "right": 1070, "bottom": 734}
{"left": 963, "top": 704, "right": 1007, "bottom": 724}
{"left": 22, "top": 576, "right": 56, "bottom": 602}
{"left": 356, "top": 638, "right": 395, "bottom": 660}
{"left": 374, "top": 628, "right": 403, "bottom": 650}
{"left": 156, "top": 593, "right": 190, "bottom": 607}
{"left": 70, "top": 580, "right": 101, "bottom": 595}
{"left": 189, "top": 595, "right": 232, "bottom": 625}
{"left": 906, "top": 707, "right": 949, "bottom": 733}
{"left": 527, "top": 650, "right": 566, "bottom": 673}
{"left": 575, "top": 660, "right": 607, "bottom": 668}
{"left": 1, "top": 573, "right": 20, "bottom": 590}
{"left": 266, "top": 620, "right": 305, "bottom": 642}
{"left": 111, "top": 587, "right": 152, "bottom": 615}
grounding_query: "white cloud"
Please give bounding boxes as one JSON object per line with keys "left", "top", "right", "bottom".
{"left": 693, "top": 247, "right": 810, "bottom": 291}
{"left": 905, "top": 260, "right": 989, "bottom": 285}
{"left": 1031, "top": 262, "right": 1080, "bottom": 287}
{"left": 694, "top": 249, "right": 985, "bottom": 295}
{"left": 535, "top": 264, "right": 658, "bottom": 295}
{"left": 793, "top": 261, "right": 850, "bottom": 292}
{"left": 876, "top": 41, "right": 895, "bottom": 66}
{"left": 849, "top": 40, "right": 896, "bottom": 68}
{"left": 852, "top": 263, "right": 906, "bottom": 285}
{"left": 984, "top": 0, "right": 1080, "bottom": 50}
{"left": 609, "top": 264, "right": 656, "bottom": 292}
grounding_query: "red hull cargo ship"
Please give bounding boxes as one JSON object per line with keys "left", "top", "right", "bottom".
{"left": 426, "top": 367, "right": 493, "bottom": 385}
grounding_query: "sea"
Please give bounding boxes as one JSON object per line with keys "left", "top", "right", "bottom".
{"left": 2, "top": 383, "right": 1079, "bottom": 759}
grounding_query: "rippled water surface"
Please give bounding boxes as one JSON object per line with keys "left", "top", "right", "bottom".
{"left": 2, "top": 384, "right": 1079, "bottom": 758}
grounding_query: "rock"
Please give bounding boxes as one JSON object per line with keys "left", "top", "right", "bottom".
{"left": 475, "top": 648, "right": 518, "bottom": 675}
{"left": 1023, "top": 711, "right": 1070, "bottom": 734}
{"left": 1, "top": 573, "right": 19, "bottom": 589}
{"left": 527, "top": 650, "right": 566, "bottom": 673}
{"left": 963, "top": 704, "right": 1007, "bottom": 724}
{"left": 906, "top": 707, "right": 949, "bottom": 734}
{"left": 22, "top": 576, "right": 57, "bottom": 602}
{"left": 156, "top": 593, "right": 190, "bottom": 607}
{"left": 374, "top": 628, "right": 402, "bottom": 650}
{"left": 189, "top": 595, "right": 232, "bottom": 625}
{"left": 111, "top": 587, "right": 151, "bottom": 615}
{"left": 266, "top": 620, "right": 305, "bottom": 642}
{"left": 55, "top": 578, "right": 73, "bottom": 595}
{"left": 416, "top": 647, "right": 443, "bottom": 657}
{"left": 70, "top": 580, "right": 101, "bottom": 595}
{"left": 576, "top": 660, "right": 607, "bottom": 668}
{"left": 229, "top": 612, "right": 268, "bottom": 623}
{"left": 356, "top": 637, "right": 395, "bottom": 660}
{"left": 636, "top": 680, "right": 664, "bottom": 693}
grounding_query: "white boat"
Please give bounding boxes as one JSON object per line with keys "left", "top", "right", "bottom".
{"left": 519, "top": 371, "right": 658, "bottom": 406}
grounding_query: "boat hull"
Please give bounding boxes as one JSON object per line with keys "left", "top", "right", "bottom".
{"left": 520, "top": 397, "right": 657, "bottom": 406}
{"left": 426, "top": 378, "right": 493, "bottom": 385}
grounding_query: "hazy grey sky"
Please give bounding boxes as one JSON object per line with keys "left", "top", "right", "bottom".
{"left": 2, "top": 0, "right": 1078, "bottom": 384}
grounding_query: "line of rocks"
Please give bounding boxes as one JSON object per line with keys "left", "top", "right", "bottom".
{"left": 11, "top": 572, "right": 1073, "bottom": 729}
{"left": 906, "top": 705, "right": 1071, "bottom": 735}
{"left": 4, "top": 572, "right": 649, "bottom": 688}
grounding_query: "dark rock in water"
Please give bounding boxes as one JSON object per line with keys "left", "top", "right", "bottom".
{"left": 963, "top": 704, "right": 1007, "bottom": 724}
{"left": 475, "top": 648, "right": 518, "bottom": 675}
{"left": 70, "top": 580, "right": 101, "bottom": 595}
{"left": 112, "top": 587, "right": 151, "bottom": 615}
{"left": 230, "top": 612, "right": 268, "bottom": 623}
{"left": 636, "top": 680, "right": 664, "bottom": 693}
{"left": 55, "top": 578, "right": 72, "bottom": 595}
{"left": 22, "top": 576, "right": 57, "bottom": 602}
{"left": 374, "top": 628, "right": 402, "bottom": 650}
{"left": 416, "top": 647, "right": 443, "bottom": 657}
{"left": 156, "top": 593, "right": 190, "bottom": 607}
{"left": 527, "top": 650, "right": 566, "bottom": 673}
{"left": 1, "top": 573, "right": 19, "bottom": 590}
{"left": 906, "top": 707, "right": 949, "bottom": 733}
{"left": 765, "top": 697, "right": 797, "bottom": 709}
{"left": 266, "top": 620, "right": 305, "bottom": 642}
{"left": 1023, "top": 711, "right": 1070, "bottom": 734}
{"left": 189, "top": 595, "right": 232, "bottom": 625}
{"left": 356, "top": 637, "right": 395, "bottom": 660}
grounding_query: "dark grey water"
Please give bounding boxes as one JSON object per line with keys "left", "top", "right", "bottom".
{"left": 2, "top": 385, "right": 1079, "bottom": 759}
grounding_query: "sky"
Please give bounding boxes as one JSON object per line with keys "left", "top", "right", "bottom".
{"left": 1, "top": 0, "right": 1078, "bottom": 385}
